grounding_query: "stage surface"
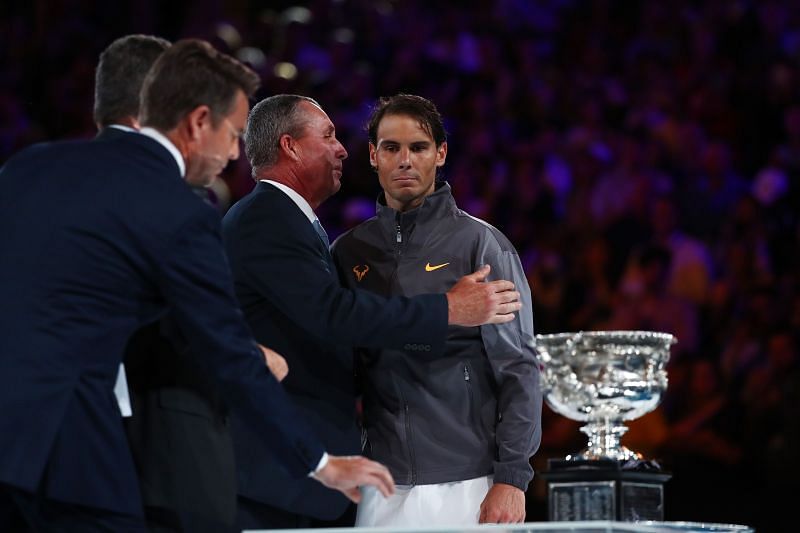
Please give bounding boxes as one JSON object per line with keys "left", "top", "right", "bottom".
{"left": 248, "top": 520, "right": 753, "bottom": 533}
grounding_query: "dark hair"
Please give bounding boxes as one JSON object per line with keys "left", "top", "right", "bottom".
{"left": 140, "top": 39, "right": 261, "bottom": 131}
{"left": 93, "top": 34, "right": 170, "bottom": 127}
{"left": 366, "top": 94, "right": 447, "bottom": 147}
{"left": 245, "top": 94, "right": 320, "bottom": 175}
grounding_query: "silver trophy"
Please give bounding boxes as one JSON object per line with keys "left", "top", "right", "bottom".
{"left": 535, "top": 330, "right": 676, "bottom": 461}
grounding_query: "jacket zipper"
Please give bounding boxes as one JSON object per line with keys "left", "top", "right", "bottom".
{"left": 395, "top": 212, "right": 403, "bottom": 250}
{"left": 393, "top": 214, "right": 415, "bottom": 484}
{"left": 404, "top": 402, "right": 417, "bottom": 485}
{"left": 464, "top": 363, "right": 479, "bottom": 426}
{"left": 391, "top": 215, "right": 403, "bottom": 292}
{"left": 398, "top": 385, "right": 417, "bottom": 485}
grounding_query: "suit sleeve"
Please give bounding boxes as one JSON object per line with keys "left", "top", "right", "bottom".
{"left": 223, "top": 198, "right": 448, "bottom": 355}
{"left": 156, "top": 207, "right": 325, "bottom": 478}
{"left": 479, "top": 243, "right": 542, "bottom": 491}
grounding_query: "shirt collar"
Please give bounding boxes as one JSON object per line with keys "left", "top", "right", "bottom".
{"left": 139, "top": 127, "right": 186, "bottom": 178}
{"left": 261, "top": 180, "right": 317, "bottom": 223}
{"left": 107, "top": 124, "right": 137, "bottom": 133}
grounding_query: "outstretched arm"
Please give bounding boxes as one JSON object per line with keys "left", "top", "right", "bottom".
{"left": 446, "top": 265, "right": 522, "bottom": 326}
{"left": 313, "top": 455, "right": 395, "bottom": 503}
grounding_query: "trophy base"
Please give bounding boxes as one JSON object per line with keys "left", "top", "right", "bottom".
{"left": 568, "top": 422, "right": 642, "bottom": 461}
{"left": 566, "top": 445, "right": 640, "bottom": 462}
{"left": 542, "top": 459, "right": 671, "bottom": 522}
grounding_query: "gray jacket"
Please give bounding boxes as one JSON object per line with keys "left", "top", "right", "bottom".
{"left": 332, "top": 182, "right": 542, "bottom": 490}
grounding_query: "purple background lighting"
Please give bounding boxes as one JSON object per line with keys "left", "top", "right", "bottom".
{"left": 2, "top": 2, "right": 799, "bottom": 530}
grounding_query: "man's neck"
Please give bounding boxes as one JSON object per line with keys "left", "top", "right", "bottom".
{"left": 387, "top": 197, "right": 424, "bottom": 213}
{"left": 260, "top": 178, "right": 317, "bottom": 223}
{"left": 156, "top": 128, "right": 188, "bottom": 160}
{"left": 138, "top": 127, "right": 187, "bottom": 178}
{"left": 257, "top": 170, "right": 320, "bottom": 210}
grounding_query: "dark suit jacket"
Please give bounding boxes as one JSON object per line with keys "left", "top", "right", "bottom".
{"left": 96, "top": 125, "right": 239, "bottom": 532}
{"left": 221, "top": 181, "right": 448, "bottom": 520}
{"left": 0, "top": 132, "right": 324, "bottom": 518}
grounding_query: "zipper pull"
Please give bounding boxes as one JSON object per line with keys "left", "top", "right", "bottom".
{"left": 464, "top": 366, "right": 470, "bottom": 381}
{"left": 396, "top": 224, "right": 402, "bottom": 243}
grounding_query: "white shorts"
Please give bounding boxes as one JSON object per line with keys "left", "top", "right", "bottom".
{"left": 355, "top": 475, "right": 493, "bottom": 527}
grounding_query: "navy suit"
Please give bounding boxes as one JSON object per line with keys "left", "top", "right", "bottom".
{"left": 221, "top": 181, "right": 448, "bottom": 526}
{"left": 0, "top": 133, "right": 323, "bottom": 525}
{"left": 92, "top": 125, "right": 241, "bottom": 532}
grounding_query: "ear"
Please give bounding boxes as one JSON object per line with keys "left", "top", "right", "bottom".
{"left": 186, "top": 105, "right": 212, "bottom": 141}
{"left": 435, "top": 141, "right": 448, "bottom": 167}
{"left": 368, "top": 143, "right": 378, "bottom": 169}
{"left": 279, "top": 133, "right": 301, "bottom": 162}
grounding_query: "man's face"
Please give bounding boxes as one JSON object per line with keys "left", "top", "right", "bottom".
{"left": 186, "top": 90, "right": 248, "bottom": 188}
{"left": 370, "top": 113, "right": 447, "bottom": 212}
{"left": 293, "top": 101, "right": 348, "bottom": 207}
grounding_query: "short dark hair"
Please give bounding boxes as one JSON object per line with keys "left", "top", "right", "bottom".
{"left": 367, "top": 94, "right": 447, "bottom": 147}
{"left": 93, "top": 34, "right": 170, "bottom": 127}
{"left": 245, "top": 94, "right": 320, "bottom": 175}
{"left": 140, "top": 39, "right": 261, "bottom": 131}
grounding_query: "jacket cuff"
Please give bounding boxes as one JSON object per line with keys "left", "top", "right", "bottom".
{"left": 493, "top": 461, "right": 534, "bottom": 491}
{"left": 309, "top": 451, "right": 329, "bottom": 477}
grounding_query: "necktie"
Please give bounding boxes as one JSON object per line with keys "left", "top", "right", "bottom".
{"left": 312, "top": 218, "right": 330, "bottom": 248}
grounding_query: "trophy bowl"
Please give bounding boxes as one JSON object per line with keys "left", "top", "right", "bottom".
{"left": 535, "top": 330, "right": 676, "bottom": 461}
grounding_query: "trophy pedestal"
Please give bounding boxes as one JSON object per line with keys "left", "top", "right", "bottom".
{"left": 542, "top": 459, "right": 671, "bottom": 522}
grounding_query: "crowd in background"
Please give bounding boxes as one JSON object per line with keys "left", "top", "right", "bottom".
{"left": 3, "top": 1, "right": 799, "bottom": 530}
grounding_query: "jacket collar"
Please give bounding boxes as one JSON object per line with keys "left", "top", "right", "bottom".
{"left": 372, "top": 182, "right": 459, "bottom": 253}
{"left": 375, "top": 181, "right": 458, "bottom": 230}
{"left": 94, "top": 126, "right": 133, "bottom": 141}
{"left": 257, "top": 180, "right": 317, "bottom": 224}
{"left": 94, "top": 127, "right": 182, "bottom": 180}
{"left": 139, "top": 127, "right": 186, "bottom": 178}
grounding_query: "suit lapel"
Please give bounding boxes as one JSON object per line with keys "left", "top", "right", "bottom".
{"left": 256, "top": 182, "right": 334, "bottom": 270}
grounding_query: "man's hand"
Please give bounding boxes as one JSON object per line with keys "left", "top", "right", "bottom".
{"left": 446, "top": 265, "right": 521, "bottom": 326}
{"left": 258, "top": 344, "right": 289, "bottom": 382}
{"left": 312, "top": 455, "right": 395, "bottom": 503}
{"left": 479, "top": 483, "right": 526, "bottom": 523}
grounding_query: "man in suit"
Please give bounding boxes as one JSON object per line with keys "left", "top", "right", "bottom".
{"left": 0, "top": 41, "right": 393, "bottom": 532}
{"left": 92, "top": 34, "right": 274, "bottom": 532}
{"left": 91, "top": 32, "right": 171, "bottom": 423}
{"left": 222, "top": 94, "right": 522, "bottom": 528}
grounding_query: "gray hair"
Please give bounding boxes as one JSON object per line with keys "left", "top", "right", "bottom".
{"left": 93, "top": 34, "right": 170, "bottom": 127}
{"left": 245, "top": 94, "right": 319, "bottom": 176}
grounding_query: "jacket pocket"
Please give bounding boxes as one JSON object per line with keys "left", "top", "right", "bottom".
{"left": 463, "top": 362, "right": 482, "bottom": 428}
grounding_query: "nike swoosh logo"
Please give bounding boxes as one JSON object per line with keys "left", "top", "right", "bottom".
{"left": 425, "top": 262, "right": 450, "bottom": 272}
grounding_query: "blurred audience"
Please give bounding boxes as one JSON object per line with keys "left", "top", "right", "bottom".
{"left": 4, "top": 1, "right": 799, "bottom": 530}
